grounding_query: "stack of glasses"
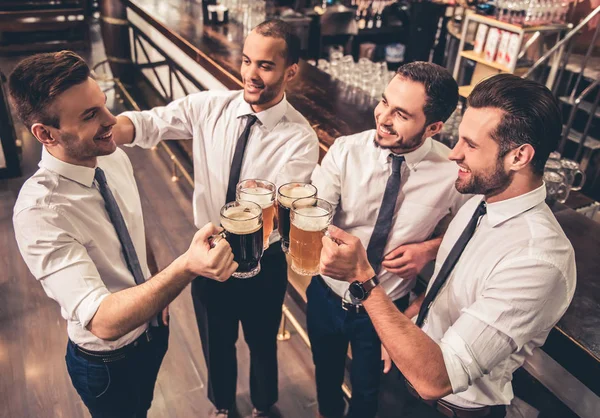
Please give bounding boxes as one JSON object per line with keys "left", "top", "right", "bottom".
{"left": 309, "top": 48, "right": 396, "bottom": 108}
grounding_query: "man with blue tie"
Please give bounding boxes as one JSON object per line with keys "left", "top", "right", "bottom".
{"left": 309, "top": 62, "right": 469, "bottom": 418}
{"left": 11, "top": 51, "right": 237, "bottom": 418}
{"left": 319, "top": 75, "right": 576, "bottom": 418}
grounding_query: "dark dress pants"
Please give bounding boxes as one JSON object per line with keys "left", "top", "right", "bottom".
{"left": 65, "top": 325, "right": 169, "bottom": 418}
{"left": 306, "top": 276, "right": 409, "bottom": 418}
{"left": 191, "top": 243, "right": 288, "bottom": 411}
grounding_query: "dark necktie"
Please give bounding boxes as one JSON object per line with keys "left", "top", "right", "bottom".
{"left": 95, "top": 167, "right": 145, "bottom": 286}
{"left": 226, "top": 114, "right": 258, "bottom": 203}
{"left": 366, "top": 154, "right": 405, "bottom": 274}
{"left": 415, "top": 200, "right": 487, "bottom": 327}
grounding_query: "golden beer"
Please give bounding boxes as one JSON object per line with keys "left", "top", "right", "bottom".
{"left": 289, "top": 198, "right": 333, "bottom": 276}
{"left": 237, "top": 180, "right": 276, "bottom": 250}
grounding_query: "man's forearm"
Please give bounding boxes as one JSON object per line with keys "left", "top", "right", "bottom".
{"left": 422, "top": 236, "right": 442, "bottom": 263}
{"left": 364, "top": 287, "right": 452, "bottom": 400}
{"left": 88, "top": 255, "right": 193, "bottom": 340}
{"left": 113, "top": 115, "right": 136, "bottom": 146}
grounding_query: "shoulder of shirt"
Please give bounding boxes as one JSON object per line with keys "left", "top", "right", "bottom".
{"left": 330, "top": 130, "right": 375, "bottom": 153}
{"left": 13, "top": 168, "right": 67, "bottom": 220}
{"left": 184, "top": 89, "right": 241, "bottom": 108}
{"left": 280, "top": 102, "right": 317, "bottom": 136}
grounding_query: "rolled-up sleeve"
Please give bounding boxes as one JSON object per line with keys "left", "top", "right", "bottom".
{"left": 14, "top": 206, "right": 111, "bottom": 328}
{"left": 120, "top": 93, "right": 202, "bottom": 149}
{"left": 438, "top": 257, "right": 570, "bottom": 394}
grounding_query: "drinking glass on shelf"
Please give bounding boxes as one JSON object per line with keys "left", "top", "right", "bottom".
{"left": 544, "top": 171, "right": 569, "bottom": 205}
{"left": 560, "top": 159, "right": 586, "bottom": 191}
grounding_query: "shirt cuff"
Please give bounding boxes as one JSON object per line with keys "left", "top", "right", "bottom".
{"left": 75, "top": 288, "right": 111, "bottom": 329}
{"left": 439, "top": 327, "right": 482, "bottom": 394}
{"left": 119, "top": 111, "right": 142, "bottom": 148}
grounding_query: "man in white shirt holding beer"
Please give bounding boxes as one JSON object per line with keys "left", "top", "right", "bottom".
{"left": 319, "top": 74, "right": 576, "bottom": 418}
{"left": 309, "top": 62, "right": 468, "bottom": 418}
{"left": 112, "top": 20, "right": 319, "bottom": 418}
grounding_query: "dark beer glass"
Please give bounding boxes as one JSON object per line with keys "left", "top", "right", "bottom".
{"left": 276, "top": 183, "right": 317, "bottom": 253}
{"left": 213, "top": 201, "right": 264, "bottom": 278}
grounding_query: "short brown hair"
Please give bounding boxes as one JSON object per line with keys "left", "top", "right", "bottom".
{"left": 396, "top": 62, "right": 458, "bottom": 125}
{"left": 9, "top": 50, "right": 90, "bottom": 129}
{"left": 468, "top": 74, "right": 561, "bottom": 176}
{"left": 253, "top": 19, "right": 301, "bottom": 65}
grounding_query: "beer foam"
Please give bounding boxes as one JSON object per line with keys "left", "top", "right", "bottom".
{"left": 238, "top": 187, "right": 274, "bottom": 208}
{"left": 292, "top": 207, "right": 330, "bottom": 231}
{"left": 278, "top": 185, "right": 316, "bottom": 207}
{"left": 222, "top": 207, "right": 262, "bottom": 234}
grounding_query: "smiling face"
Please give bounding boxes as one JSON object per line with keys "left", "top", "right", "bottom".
{"left": 241, "top": 31, "right": 297, "bottom": 112}
{"left": 373, "top": 76, "right": 431, "bottom": 154}
{"left": 449, "top": 107, "right": 512, "bottom": 198}
{"left": 40, "top": 77, "right": 118, "bottom": 167}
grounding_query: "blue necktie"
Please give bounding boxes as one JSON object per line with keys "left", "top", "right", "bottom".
{"left": 366, "top": 154, "right": 405, "bottom": 274}
{"left": 415, "top": 200, "right": 487, "bottom": 327}
{"left": 226, "top": 114, "right": 258, "bottom": 203}
{"left": 95, "top": 167, "right": 145, "bottom": 286}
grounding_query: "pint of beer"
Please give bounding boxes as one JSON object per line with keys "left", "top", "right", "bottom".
{"left": 237, "top": 179, "right": 276, "bottom": 250}
{"left": 213, "top": 201, "right": 264, "bottom": 278}
{"left": 276, "top": 183, "right": 318, "bottom": 253}
{"left": 289, "top": 198, "right": 333, "bottom": 276}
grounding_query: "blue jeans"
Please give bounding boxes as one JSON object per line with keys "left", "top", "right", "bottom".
{"left": 306, "top": 276, "right": 409, "bottom": 418}
{"left": 65, "top": 325, "right": 169, "bottom": 418}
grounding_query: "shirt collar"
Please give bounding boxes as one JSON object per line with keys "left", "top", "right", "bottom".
{"left": 39, "top": 147, "right": 96, "bottom": 187}
{"left": 485, "top": 184, "right": 547, "bottom": 227}
{"left": 235, "top": 92, "right": 288, "bottom": 131}
{"left": 374, "top": 133, "right": 433, "bottom": 170}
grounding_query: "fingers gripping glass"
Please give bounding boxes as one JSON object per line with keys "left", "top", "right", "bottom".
{"left": 210, "top": 201, "right": 264, "bottom": 279}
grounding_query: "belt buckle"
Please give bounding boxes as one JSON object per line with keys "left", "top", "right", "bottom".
{"left": 145, "top": 328, "right": 153, "bottom": 343}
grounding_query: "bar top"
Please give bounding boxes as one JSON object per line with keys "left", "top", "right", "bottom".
{"left": 123, "top": 0, "right": 600, "bottom": 367}
{"left": 125, "top": 0, "right": 377, "bottom": 152}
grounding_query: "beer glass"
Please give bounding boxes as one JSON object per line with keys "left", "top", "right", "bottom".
{"left": 237, "top": 179, "right": 275, "bottom": 250}
{"left": 277, "top": 182, "right": 318, "bottom": 253}
{"left": 560, "top": 159, "right": 586, "bottom": 191}
{"left": 212, "top": 201, "right": 263, "bottom": 278}
{"left": 289, "top": 198, "right": 333, "bottom": 276}
{"left": 544, "top": 171, "right": 569, "bottom": 205}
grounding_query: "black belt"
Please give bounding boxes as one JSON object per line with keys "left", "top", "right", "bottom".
{"left": 72, "top": 327, "right": 159, "bottom": 364}
{"left": 405, "top": 380, "right": 506, "bottom": 418}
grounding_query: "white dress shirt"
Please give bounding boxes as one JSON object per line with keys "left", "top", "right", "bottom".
{"left": 422, "top": 185, "right": 576, "bottom": 407}
{"left": 312, "top": 130, "right": 469, "bottom": 301}
{"left": 13, "top": 148, "right": 150, "bottom": 351}
{"left": 121, "top": 90, "right": 319, "bottom": 237}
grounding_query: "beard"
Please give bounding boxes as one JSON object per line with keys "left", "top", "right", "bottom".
{"left": 243, "top": 73, "right": 285, "bottom": 106}
{"left": 455, "top": 156, "right": 512, "bottom": 196}
{"left": 374, "top": 125, "right": 426, "bottom": 154}
{"left": 60, "top": 131, "right": 115, "bottom": 162}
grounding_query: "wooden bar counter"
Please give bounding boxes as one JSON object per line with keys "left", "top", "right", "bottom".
{"left": 120, "top": 0, "right": 600, "bottom": 397}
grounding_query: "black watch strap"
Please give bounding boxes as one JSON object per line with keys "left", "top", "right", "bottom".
{"left": 362, "top": 275, "right": 380, "bottom": 295}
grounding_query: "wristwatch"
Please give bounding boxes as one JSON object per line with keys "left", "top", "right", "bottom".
{"left": 348, "top": 275, "right": 380, "bottom": 302}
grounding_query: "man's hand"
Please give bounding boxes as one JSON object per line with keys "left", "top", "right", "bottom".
{"left": 184, "top": 223, "right": 238, "bottom": 281}
{"left": 381, "top": 239, "right": 440, "bottom": 279}
{"left": 320, "top": 225, "right": 375, "bottom": 283}
{"left": 382, "top": 344, "right": 393, "bottom": 373}
{"left": 161, "top": 305, "right": 170, "bottom": 326}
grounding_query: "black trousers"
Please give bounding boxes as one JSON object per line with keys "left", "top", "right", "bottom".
{"left": 191, "top": 244, "right": 288, "bottom": 411}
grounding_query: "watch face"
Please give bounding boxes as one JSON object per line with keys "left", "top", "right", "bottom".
{"left": 349, "top": 281, "right": 366, "bottom": 300}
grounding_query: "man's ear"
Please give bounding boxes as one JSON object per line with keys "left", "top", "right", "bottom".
{"left": 286, "top": 63, "right": 299, "bottom": 81}
{"left": 31, "top": 123, "right": 57, "bottom": 146}
{"left": 507, "top": 144, "right": 536, "bottom": 173}
{"left": 424, "top": 121, "right": 444, "bottom": 138}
